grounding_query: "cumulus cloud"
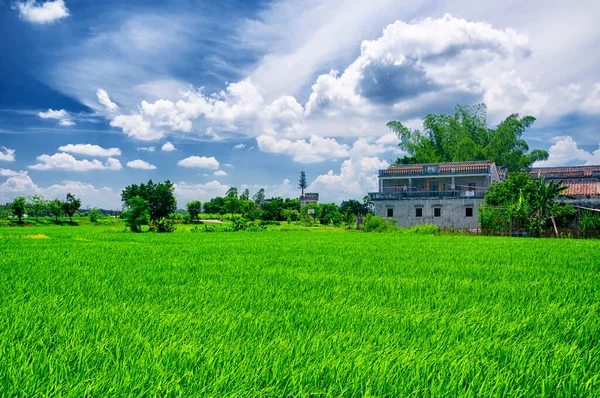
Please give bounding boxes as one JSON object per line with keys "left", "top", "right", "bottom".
{"left": 223, "top": 163, "right": 234, "bottom": 168}
{"left": 126, "top": 159, "right": 157, "bottom": 170}
{"left": 305, "top": 14, "right": 534, "bottom": 118}
{"left": 177, "top": 156, "right": 219, "bottom": 169}
{"left": 582, "top": 83, "right": 600, "bottom": 113}
{"left": 233, "top": 143, "right": 246, "bottom": 149}
{"left": 174, "top": 180, "right": 229, "bottom": 204}
{"left": 309, "top": 155, "right": 389, "bottom": 203}
{"left": 256, "top": 135, "right": 350, "bottom": 163}
{"left": 16, "top": 0, "right": 69, "bottom": 24}
{"left": 213, "top": 170, "right": 228, "bottom": 176}
{"left": 137, "top": 146, "right": 155, "bottom": 152}
{"left": 58, "top": 143, "right": 122, "bottom": 157}
{"left": 161, "top": 141, "right": 176, "bottom": 152}
{"left": 0, "top": 146, "right": 16, "bottom": 162}
{"left": 29, "top": 153, "right": 122, "bottom": 171}
{"left": 97, "top": 88, "right": 119, "bottom": 112}
{"left": 0, "top": 168, "right": 22, "bottom": 177}
{"left": 534, "top": 136, "right": 600, "bottom": 167}
{"left": 38, "top": 108, "right": 75, "bottom": 126}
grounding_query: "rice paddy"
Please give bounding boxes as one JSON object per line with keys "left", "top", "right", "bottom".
{"left": 1, "top": 225, "right": 599, "bottom": 396}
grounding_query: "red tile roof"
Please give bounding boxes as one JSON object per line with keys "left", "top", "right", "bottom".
{"left": 528, "top": 166, "right": 600, "bottom": 178}
{"left": 387, "top": 161, "right": 495, "bottom": 174}
{"left": 564, "top": 182, "right": 600, "bottom": 197}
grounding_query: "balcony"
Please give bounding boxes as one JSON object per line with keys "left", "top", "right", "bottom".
{"left": 368, "top": 190, "right": 485, "bottom": 201}
{"left": 379, "top": 165, "right": 491, "bottom": 178}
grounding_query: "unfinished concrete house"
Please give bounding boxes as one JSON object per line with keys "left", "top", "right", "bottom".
{"left": 368, "top": 161, "right": 501, "bottom": 229}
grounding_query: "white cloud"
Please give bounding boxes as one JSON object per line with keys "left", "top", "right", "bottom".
{"left": 97, "top": 88, "right": 119, "bottom": 112}
{"left": 233, "top": 143, "right": 246, "bottom": 149}
{"left": 58, "top": 144, "right": 121, "bottom": 157}
{"left": 256, "top": 134, "right": 350, "bottom": 163}
{"left": 126, "top": 159, "right": 157, "bottom": 170}
{"left": 582, "top": 83, "right": 600, "bottom": 114}
{"left": 29, "top": 153, "right": 122, "bottom": 171}
{"left": 0, "top": 146, "right": 16, "bottom": 162}
{"left": 0, "top": 172, "right": 121, "bottom": 209}
{"left": 161, "top": 141, "right": 176, "bottom": 152}
{"left": 309, "top": 155, "right": 389, "bottom": 203}
{"left": 534, "top": 136, "right": 600, "bottom": 167}
{"left": 213, "top": 170, "right": 228, "bottom": 176}
{"left": 38, "top": 108, "right": 75, "bottom": 126}
{"left": 223, "top": 163, "right": 234, "bottom": 168}
{"left": 0, "top": 169, "right": 22, "bottom": 177}
{"left": 137, "top": 146, "right": 155, "bottom": 152}
{"left": 16, "top": 0, "right": 69, "bottom": 24}
{"left": 177, "top": 156, "right": 219, "bottom": 169}
{"left": 174, "top": 180, "right": 230, "bottom": 204}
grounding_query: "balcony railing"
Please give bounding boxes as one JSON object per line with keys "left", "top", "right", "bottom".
{"left": 368, "top": 191, "right": 485, "bottom": 201}
{"left": 379, "top": 166, "right": 491, "bottom": 178}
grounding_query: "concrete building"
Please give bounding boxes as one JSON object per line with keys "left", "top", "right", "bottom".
{"left": 527, "top": 165, "right": 600, "bottom": 208}
{"left": 300, "top": 193, "right": 319, "bottom": 209}
{"left": 368, "top": 161, "right": 501, "bottom": 229}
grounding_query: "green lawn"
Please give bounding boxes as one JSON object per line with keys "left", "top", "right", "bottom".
{"left": 1, "top": 225, "right": 599, "bottom": 396}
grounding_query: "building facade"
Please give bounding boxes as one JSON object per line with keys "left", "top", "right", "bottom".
{"left": 300, "top": 193, "right": 319, "bottom": 209}
{"left": 368, "top": 161, "right": 501, "bottom": 229}
{"left": 527, "top": 165, "right": 600, "bottom": 208}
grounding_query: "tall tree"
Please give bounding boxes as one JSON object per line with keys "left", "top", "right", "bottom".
{"left": 10, "top": 196, "right": 27, "bottom": 223}
{"left": 121, "top": 180, "right": 177, "bottom": 221}
{"left": 240, "top": 189, "right": 250, "bottom": 201}
{"left": 62, "top": 193, "right": 81, "bottom": 222}
{"left": 298, "top": 168, "right": 308, "bottom": 196}
{"left": 226, "top": 187, "right": 239, "bottom": 199}
{"left": 253, "top": 188, "right": 265, "bottom": 204}
{"left": 186, "top": 200, "right": 202, "bottom": 222}
{"left": 28, "top": 195, "right": 46, "bottom": 222}
{"left": 386, "top": 104, "right": 549, "bottom": 171}
{"left": 123, "top": 196, "right": 150, "bottom": 233}
{"left": 48, "top": 199, "right": 64, "bottom": 222}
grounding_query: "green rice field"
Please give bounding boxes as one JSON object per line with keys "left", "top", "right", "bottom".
{"left": 1, "top": 225, "right": 599, "bottom": 396}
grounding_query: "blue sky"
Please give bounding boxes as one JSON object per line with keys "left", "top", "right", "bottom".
{"left": 1, "top": 0, "right": 600, "bottom": 209}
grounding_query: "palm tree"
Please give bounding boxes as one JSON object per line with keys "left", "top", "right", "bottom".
{"left": 532, "top": 174, "right": 569, "bottom": 236}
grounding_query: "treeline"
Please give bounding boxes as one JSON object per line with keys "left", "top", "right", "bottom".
{"left": 119, "top": 180, "right": 373, "bottom": 232}
{"left": 5, "top": 194, "right": 88, "bottom": 223}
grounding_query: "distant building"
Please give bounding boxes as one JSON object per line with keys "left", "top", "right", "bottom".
{"left": 368, "top": 161, "right": 501, "bottom": 229}
{"left": 527, "top": 165, "right": 600, "bottom": 208}
{"left": 300, "top": 193, "right": 319, "bottom": 209}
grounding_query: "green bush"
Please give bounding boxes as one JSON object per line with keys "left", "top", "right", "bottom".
{"left": 362, "top": 214, "right": 396, "bottom": 232}
{"left": 149, "top": 217, "right": 177, "bottom": 233}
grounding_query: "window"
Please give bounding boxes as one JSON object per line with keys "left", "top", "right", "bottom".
{"left": 434, "top": 207, "right": 441, "bottom": 217}
{"left": 465, "top": 207, "right": 473, "bottom": 217}
{"left": 429, "top": 181, "right": 439, "bottom": 192}
{"left": 415, "top": 208, "right": 422, "bottom": 217}
{"left": 387, "top": 208, "right": 394, "bottom": 217}
{"left": 468, "top": 183, "right": 476, "bottom": 191}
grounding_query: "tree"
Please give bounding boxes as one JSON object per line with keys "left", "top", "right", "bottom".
{"left": 386, "top": 104, "right": 549, "bottom": 171}
{"left": 340, "top": 199, "right": 369, "bottom": 216}
{"left": 10, "top": 197, "right": 27, "bottom": 223}
{"left": 186, "top": 200, "right": 202, "bottom": 222}
{"left": 224, "top": 196, "right": 239, "bottom": 216}
{"left": 123, "top": 196, "right": 150, "bottom": 233}
{"left": 226, "top": 187, "right": 238, "bottom": 199}
{"left": 28, "top": 195, "right": 46, "bottom": 222}
{"left": 203, "top": 197, "right": 226, "bottom": 214}
{"left": 62, "top": 193, "right": 81, "bottom": 222}
{"left": 90, "top": 208, "right": 101, "bottom": 223}
{"left": 240, "top": 189, "right": 250, "bottom": 201}
{"left": 318, "top": 203, "right": 342, "bottom": 225}
{"left": 299, "top": 169, "right": 308, "bottom": 196}
{"left": 253, "top": 188, "right": 265, "bottom": 204}
{"left": 121, "top": 180, "right": 177, "bottom": 221}
{"left": 48, "top": 199, "right": 64, "bottom": 222}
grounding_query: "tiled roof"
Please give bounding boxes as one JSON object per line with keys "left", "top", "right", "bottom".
{"left": 387, "top": 161, "right": 495, "bottom": 174}
{"left": 528, "top": 166, "right": 600, "bottom": 179}
{"left": 563, "top": 182, "right": 600, "bottom": 197}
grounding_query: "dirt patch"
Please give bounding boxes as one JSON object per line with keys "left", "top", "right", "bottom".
{"left": 24, "top": 234, "right": 49, "bottom": 239}
{"left": 199, "top": 220, "right": 226, "bottom": 224}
